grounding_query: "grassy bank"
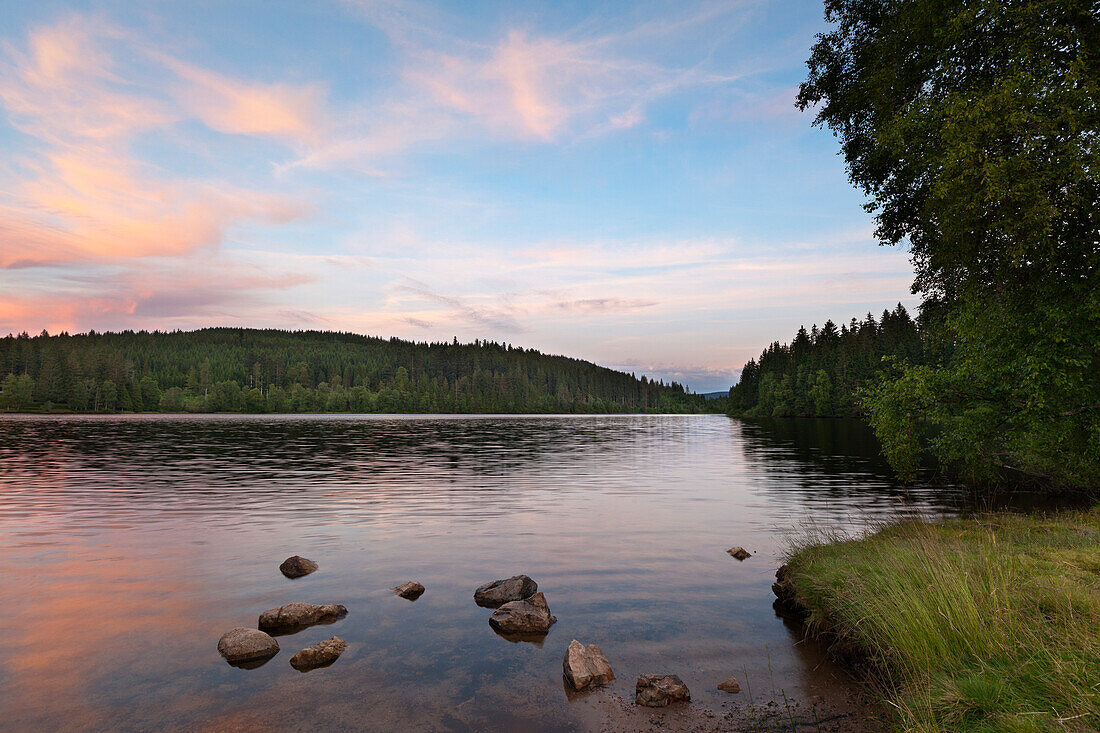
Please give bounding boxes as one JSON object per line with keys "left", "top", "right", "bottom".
{"left": 778, "top": 508, "right": 1099, "bottom": 732}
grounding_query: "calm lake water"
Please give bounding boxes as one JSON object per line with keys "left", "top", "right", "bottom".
{"left": 0, "top": 414, "right": 969, "bottom": 731}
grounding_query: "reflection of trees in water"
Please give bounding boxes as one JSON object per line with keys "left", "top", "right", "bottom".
{"left": 0, "top": 415, "right": 665, "bottom": 524}
{"left": 0, "top": 414, "right": 635, "bottom": 470}
{"left": 739, "top": 416, "right": 889, "bottom": 465}
{"left": 735, "top": 417, "right": 1079, "bottom": 516}
{"left": 734, "top": 416, "right": 964, "bottom": 517}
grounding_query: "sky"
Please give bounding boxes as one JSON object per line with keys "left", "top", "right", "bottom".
{"left": 0, "top": 0, "right": 918, "bottom": 392}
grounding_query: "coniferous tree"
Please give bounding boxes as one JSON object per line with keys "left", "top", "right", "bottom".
{"left": 728, "top": 305, "right": 923, "bottom": 418}
{"left": 0, "top": 328, "right": 712, "bottom": 415}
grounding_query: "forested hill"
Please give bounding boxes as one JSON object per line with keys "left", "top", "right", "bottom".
{"left": 728, "top": 304, "right": 922, "bottom": 417}
{"left": 0, "top": 328, "right": 708, "bottom": 414}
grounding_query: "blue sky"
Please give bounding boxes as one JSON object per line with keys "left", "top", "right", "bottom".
{"left": 0, "top": 0, "right": 917, "bottom": 391}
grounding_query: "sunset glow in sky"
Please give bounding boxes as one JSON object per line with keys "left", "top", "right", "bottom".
{"left": 0, "top": 0, "right": 918, "bottom": 391}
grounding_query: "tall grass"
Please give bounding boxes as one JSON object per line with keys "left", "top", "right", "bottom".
{"left": 784, "top": 507, "right": 1100, "bottom": 732}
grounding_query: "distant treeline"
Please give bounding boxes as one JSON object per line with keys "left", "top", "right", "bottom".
{"left": 0, "top": 328, "right": 709, "bottom": 414}
{"left": 728, "top": 304, "right": 922, "bottom": 417}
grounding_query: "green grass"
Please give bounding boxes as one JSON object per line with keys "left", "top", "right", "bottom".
{"left": 783, "top": 507, "right": 1100, "bottom": 732}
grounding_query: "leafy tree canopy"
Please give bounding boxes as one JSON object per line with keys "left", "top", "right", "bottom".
{"left": 798, "top": 0, "right": 1098, "bottom": 300}
{"left": 797, "top": 0, "right": 1099, "bottom": 489}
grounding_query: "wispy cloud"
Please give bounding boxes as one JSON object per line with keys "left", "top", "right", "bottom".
{"left": 402, "top": 27, "right": 697, "bottom": 140}
{"left": 167, "top": 59, "right": 326, "bottom": 144}
{"left": 0, "top": 255, "right": 316, "bottom": 334}
{"left": 553, "top": 298, "right": 658, "bottom": 312}
{"left": 0, "top": 14, "right": 309, "bottom": 268}
{"left": 392, "top": 282, "right": 524, "bottom": 333}
{"left": 0, "top": 15, "right": 172, "bottom": 143}
{"left": 301, "top": 0, "right": 756, "bottom": 169}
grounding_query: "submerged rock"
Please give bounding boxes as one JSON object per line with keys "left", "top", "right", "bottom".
{"left": 488, "top": 592, "right": 556, "bottom": 636}
{"left": 727, "top": 547, "right": 752, "bottom": 561}
{"left": 217, "top": 627, "right": 279, "bottom": 666}
{"left": 279, "top": 555, "right": 319, "bottom": 578}
{"left": 635, "top": 674, "right": 690, "bottom": 707}
{"left": 717, "top": 677, "right": 741, "bottom": 693}
{"left": 290, "top": 636, "right": 347, "bottom": 672}
{"left": 474, "top": 575, "right": 538, "bottom": 608}
{"left": 562, "top": 639, "right": 615, "bottom": 691}
{"left": 258, "top": 602, "right": 347, "bottom": 634}
{"left": 394, "top": 581, "right": 425, "bottom": 600}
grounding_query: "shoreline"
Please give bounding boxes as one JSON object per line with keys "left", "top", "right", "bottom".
{"left": 772, "top": 508, "right": 1099, "bottom": 732}
{"left": 0, "top": 408, "right": 722, "bottom": 417}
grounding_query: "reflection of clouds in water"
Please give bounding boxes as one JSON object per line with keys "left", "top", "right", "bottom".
{"left": 0, "top": 414, "right": 968, "bottom": 730}
{"left": 2, "top": 529, "right": 211, "bottom": 730}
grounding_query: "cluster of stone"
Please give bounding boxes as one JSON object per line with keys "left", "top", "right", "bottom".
{"left": 215, "top": 555, "right": 748, "bottom": 707}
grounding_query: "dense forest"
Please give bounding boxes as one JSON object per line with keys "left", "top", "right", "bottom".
{"left": 0, "top": 329, "right": 709, "bottom": 414}
{"left": 785, "top": 0, "right": 1098, "bottom": 489}
{"left": 727, "top": 304, "right": 922, "bottom": 418}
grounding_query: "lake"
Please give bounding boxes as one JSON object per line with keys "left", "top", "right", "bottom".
{"left": 0, "top": 414, "right": 967, "bottom": 731}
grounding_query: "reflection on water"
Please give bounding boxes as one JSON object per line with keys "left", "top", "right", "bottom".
{"left": 0, "top": 414, "right": 966, "bottom": 731}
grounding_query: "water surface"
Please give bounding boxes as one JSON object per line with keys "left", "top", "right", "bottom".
{"left": 0, "top": 414, "right": 965, "bottom": 731}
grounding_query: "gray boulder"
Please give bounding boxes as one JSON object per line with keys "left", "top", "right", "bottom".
{"left": 635, "top": 674, "right": 690, "bottom": 707}
{"left": 290, "top": 636, "right": 347, "bottom": 672}
{"left": 562, "top": 639, "right": 615, "bottom": 690}
{"left": 217, "top": 627, "right": 279, "bottom": 666}
{"left": 488, "top": 592, "right": 556, "bottom": 636}
{"left": 258, "top": 602, "right": 346, "bottom": 633}
{"left": 394, "top": 581, "right": 425, "bottom": 600}
{"left": 474, "top": 575, "right": 537, "bottom": 608}
{"left": 279, "top": 555, "right": 318, "bottom": 578}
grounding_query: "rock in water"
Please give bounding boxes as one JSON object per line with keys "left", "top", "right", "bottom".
{"left": 258, "top": 602, "right": 347, "bottom": 633}
{"left": 635, "top": 674, "right": 691, "bottom": 707}
{"left": 717, "top": 677, "right": 741, "bottom": 693}
{"left": 217, "top": 627, "right": 279, "bottom": 666}
{"left": 727, "top": 547, "right": 752, "bottom": 561}
{"left": 771, "top": 564, "right": 806, "bottom": 617}
{"left": 772, "top": 563, "right": 791, "bottom": 598}
{"left": 474, "top": 575, "right": 538, "bottom": 608}
{"left": 394, "top": 581, "right": 425, "bottom": 600}
{"left": 562, "top": 639, "right": 615, "bottom": 690}
{"left": 289, "top": 636, "right": 347, "bottom": 672}
{"left": 279, "top": 555, "right": 318, "bottom": 578}
{"left": 488, "top": 592, "right": 556, "bottom": 636}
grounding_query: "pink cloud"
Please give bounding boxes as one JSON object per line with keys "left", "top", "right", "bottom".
{"left": 406, "top": 30, "right": 630, "bottom": 140}
{"left": 2, "top": 149, "right": 306, "bottom": 267}
{"left": 0, "top": 258, "right": 316, "bottom": 335}
{"left": 25, "top": 16, "right": 107, "bottom": 84}
{"left": 0, "top": 295, "right": 101, "bottom": 335}
{"left": 490, "top": 31, "right": 567, "bottom": 138}
{"left": 0, "top": 16, "right": 310, "bottom": 268}
{"left": 0, "top": 17, "right": 173, "bottom": 143}
{"left": 339, "top": 0, "right": 747, "bottom": 147}
{"left": 168, "top": 60, "right": 325, "bottom": 144}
